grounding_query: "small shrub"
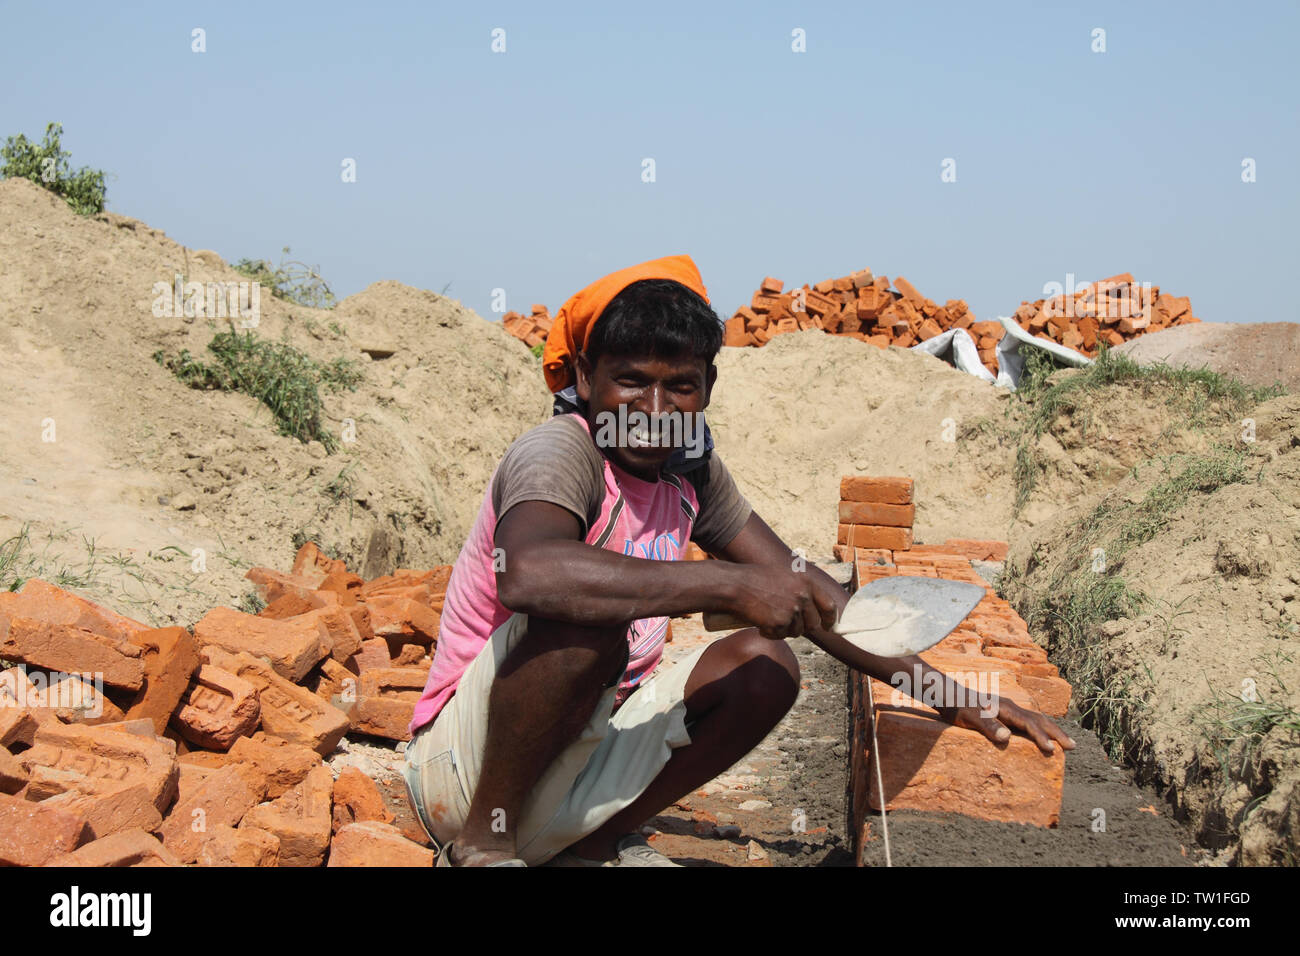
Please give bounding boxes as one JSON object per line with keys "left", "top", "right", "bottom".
{"left": 1, "top": 122, "right": 107, "bottom": 215}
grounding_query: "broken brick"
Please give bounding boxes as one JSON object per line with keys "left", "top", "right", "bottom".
{"left": 1, "top": 617, "right": 145, "bottom": 691}
{"left": 328, "top": 821, "right": 435, "bottom": 867}
{"left": 171, "top": 664, "right": 261, "bottom": 751}
{"left": 193, "top": 606, "right": 327, "bottom": 683}
{"left": 240, "top": 764, "right": 333, "bottom": 867}
{"left": 202, "top": 649, "right": 348, "bottom": 756}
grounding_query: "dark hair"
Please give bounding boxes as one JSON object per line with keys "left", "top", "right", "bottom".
{"left": 584, "top": 278, "right": 722, "bottom": 369}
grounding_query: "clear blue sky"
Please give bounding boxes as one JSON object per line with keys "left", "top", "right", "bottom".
{"left": 3, "top": 1, "right": 1296, "bottom": 324}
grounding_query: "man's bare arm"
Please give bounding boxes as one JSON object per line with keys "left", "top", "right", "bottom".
{"left": 493, "top": 499, "right": 835, "bottom": 633}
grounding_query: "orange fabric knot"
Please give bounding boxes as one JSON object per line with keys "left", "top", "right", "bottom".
{"left": 541, "top": 254, "right": 710, "bottom": 393}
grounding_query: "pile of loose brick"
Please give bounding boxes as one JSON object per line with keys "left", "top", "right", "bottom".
{"left": 724, "top": 272, "right": 1008, "bottom": 376}
{"left": 1009, "top": 272, "right": 1199, "bottom": 358}
{"left": 498, "top": 271, "right": 1197, "bottom": 377}
{"left": 832, "top": 477, "right": 1073, "bottom": 864}
{"left": 500, "top": 304, "right": 554, "bottom": 348}
{"left": 0, "top": 542, "right": 450, "bottom": 868}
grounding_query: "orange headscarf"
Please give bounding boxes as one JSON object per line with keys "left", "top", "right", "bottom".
{"left": 541, "top": 254, "right": 710, "bottom": 393}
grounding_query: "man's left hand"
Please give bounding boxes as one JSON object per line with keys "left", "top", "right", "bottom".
{"left": 936, "top": 697, "right": 1076, "bottom": 756}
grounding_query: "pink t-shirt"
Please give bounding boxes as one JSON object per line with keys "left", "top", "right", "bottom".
{"left": 409, "top": 413, "right": 709, "bottom": 735}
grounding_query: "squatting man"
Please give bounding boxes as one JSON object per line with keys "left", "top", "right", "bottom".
{"left": 402, "top": 255, "right": 1075, "bottom": 867}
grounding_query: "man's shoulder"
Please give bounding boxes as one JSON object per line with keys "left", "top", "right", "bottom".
{"left": 506, "top": 413, "right": 598, "bottom": 459}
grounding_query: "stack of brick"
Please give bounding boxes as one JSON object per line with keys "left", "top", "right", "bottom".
{"left": 834, "top": 476, "right": 916, "bottom": 553}
{"left": 0, "top": 541, "right": 451, "bottom": 868}
{"left": 723, "top": 271, "right": 1003, "bottom": 376}
{"left": 842, "top": 541, "right": 1073, "bottom": 865}
{"left": 1009, "top": 273, "right": 1199, "bottom": 358}
{"left": 501, "top": 304, "right": 554, "bottom": 348}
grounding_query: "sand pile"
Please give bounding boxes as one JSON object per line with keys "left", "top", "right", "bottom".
{"left": 0, "top": 177, "right": 551, "bottom": 626}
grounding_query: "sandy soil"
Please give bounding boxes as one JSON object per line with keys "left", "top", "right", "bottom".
{"left": 1116, "top": 322, "right": 1300, "bottom": 392}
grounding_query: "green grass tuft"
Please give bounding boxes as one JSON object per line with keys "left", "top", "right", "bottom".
{"left": 153, "top": 331, "right": 362, "bottom": 452}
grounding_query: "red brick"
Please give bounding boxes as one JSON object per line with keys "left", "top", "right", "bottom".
{"left": 917, "top": 318, "right": 943, "bottom": 341}
{"left": 751, "top": 292, "right": 778, "bottom": 313}
{"left": 347, "top": 637, "right": 392, "bottom": 674}
{"left": 123, "top": 626, "right": 200, "bottom": 735}
{"left": 291, "top": 542, "right": 348, "bottom": 586}
{"left": 865, "top": 708, "right": 1064, "bottom": 826}
{"left": 328, "top": 821, "right": 435, "bottom": 867}
{"left": 0, "top": 744, "right": 27, "bottom": 794}
{"left": 939, "top": 539, "right": 1009, "bottom": 562}
{"left": 0, "top": 792, "right": 87, "bottom": 866}
{"left": 245, "top": 566, "right": 325, "bottom": 603}
{"left": 172, "top": 665, "right": 261, "bottom": 751}
{"left": 46, "top": 828, "right": 181, "bottom": 867}
{"left": 363, "top": 596, "right": 440, "bottom": 648}
{"left": 1, "top": 617, "right": 145, "bottom": 691}
{"left": 723, "top": 314, "right": 748, "bottom": 347}
{"left": 0, "top": 579, "right": 147, "bottom": 644}
{"left": 202, "top": 649, "right": 349, "bottom": 756}
{"left": 160, "top": 763, "right": 266, "bottom": 863}
{"left": 837, "top": 524, "right": 913, "bottom": 550}
{"left": 850, "top": 269, "right": 875, "bottom": 289}
{"left": 259, "top": 591, "right": 331, "bottom": 619}
{"left": 240, "top": 764, "right": 333, "bottom": 867}
{"left": 893, "top": 276, "right": 924, "bottom": 307}
{"left": 193, "top": 606, "right": 327, "bottom": 683}
{"left": 352, "top": 668, "right": 427, "bottom": 741}
{"left": 20, "top": 721, "right": 179, "bottom": 812}
{"left": 196, "top": 824, "right": 280, "bottom": 867}
{"left": 229, "top": 733, "right": 322, "bottom": 799}
{"left": 42, "top": 780, "right": 163, "bottom": 840}
{"left": 332, "top": 767, "right": 395, "bottom": 833}
{"left": 759, "top": 276, "right": 783, "bottom": 294}
{"left": 318, "top": 568, "right": 364, "bottom": 605}
{"left": 838, "top": 476, "right": 914, "bottom": 505}
{"left": 838, "top": 500, "right": 916, "bottom": 528}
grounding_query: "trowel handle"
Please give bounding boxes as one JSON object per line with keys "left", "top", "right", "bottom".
{"left": 702, "top": 612, "right": 751, "bottom": 632}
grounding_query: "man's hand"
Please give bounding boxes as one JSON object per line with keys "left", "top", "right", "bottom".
{"left": 725, "top": 562, "right": 839, "bottom": 640}
{"left": 936, "top": 696, "right": 1076, "bottom": 756}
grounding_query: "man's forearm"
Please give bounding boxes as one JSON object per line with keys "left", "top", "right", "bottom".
{"left": 498, "top": 538, "right": 739, "bottom": 626}
{"left": 805, "top": 624, "right": 983, "bottom": 713}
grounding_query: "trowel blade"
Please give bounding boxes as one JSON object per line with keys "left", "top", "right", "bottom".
{"left": 832, "top": 575, "right": 986, "bottom": 658}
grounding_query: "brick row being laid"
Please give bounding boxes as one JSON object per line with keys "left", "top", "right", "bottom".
{"left": 1009, "top": 272, "right": 1200, "bottom": 358}
{"left": 500, "top": 304, "right": 554, "bottom": 348}
{"left": 833, "top": 475, "right": 916, "bottom": 553}
{"left": 0, "top": 541, "right": 453, "bottom": 867}
{"left": 842, "top": 542, "right": 1073, "bottom": 865}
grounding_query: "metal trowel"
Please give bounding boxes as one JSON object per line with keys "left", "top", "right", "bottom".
{"left": 702, "top": 575, "right": 986, "bottom": 658}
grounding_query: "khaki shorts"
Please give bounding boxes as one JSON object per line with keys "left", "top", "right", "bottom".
{"left": 402, "top": 612, "right": 706, "bottom": 866}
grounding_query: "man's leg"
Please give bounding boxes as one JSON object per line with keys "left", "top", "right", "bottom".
{"left": 450, "top": 615, "right": 628, "bottom": 866}
{"left": 566, "top": 628, "right": 799, "bottom": 860}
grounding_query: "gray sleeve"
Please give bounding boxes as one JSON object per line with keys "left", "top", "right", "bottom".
{"left": 687, "top": 454, "right": 753, "bottom": 554}
{"left": 491, "top": 416, "right": 605, "bottom": 536}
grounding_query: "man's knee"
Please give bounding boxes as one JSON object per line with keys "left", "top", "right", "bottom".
{"left": 726, "top": 630, "right": 801, "bottom": 707}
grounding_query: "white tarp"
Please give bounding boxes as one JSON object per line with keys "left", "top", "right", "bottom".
{"left": 910, "top": 316, "right": 1093, "bottom": 389}
{"left": 908, "top": 327, "right": 995, "bottom": 383}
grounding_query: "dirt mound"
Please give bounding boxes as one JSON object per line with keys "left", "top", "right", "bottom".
{"left": 1001, "top": 392, "right": 1300, "bottom": 864}
{"left": 707, "top": 332, "right": 1016, "bottom": 552}
{"left": 0, "top": 177, "right": 550, "bottom": 626}
{"left": 1115, "top": 321, "right": 1300, "bottom": 392}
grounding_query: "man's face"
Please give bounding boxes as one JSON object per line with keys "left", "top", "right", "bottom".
{"left": 575, "top": 350, "right": 717, "bottom": 480}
